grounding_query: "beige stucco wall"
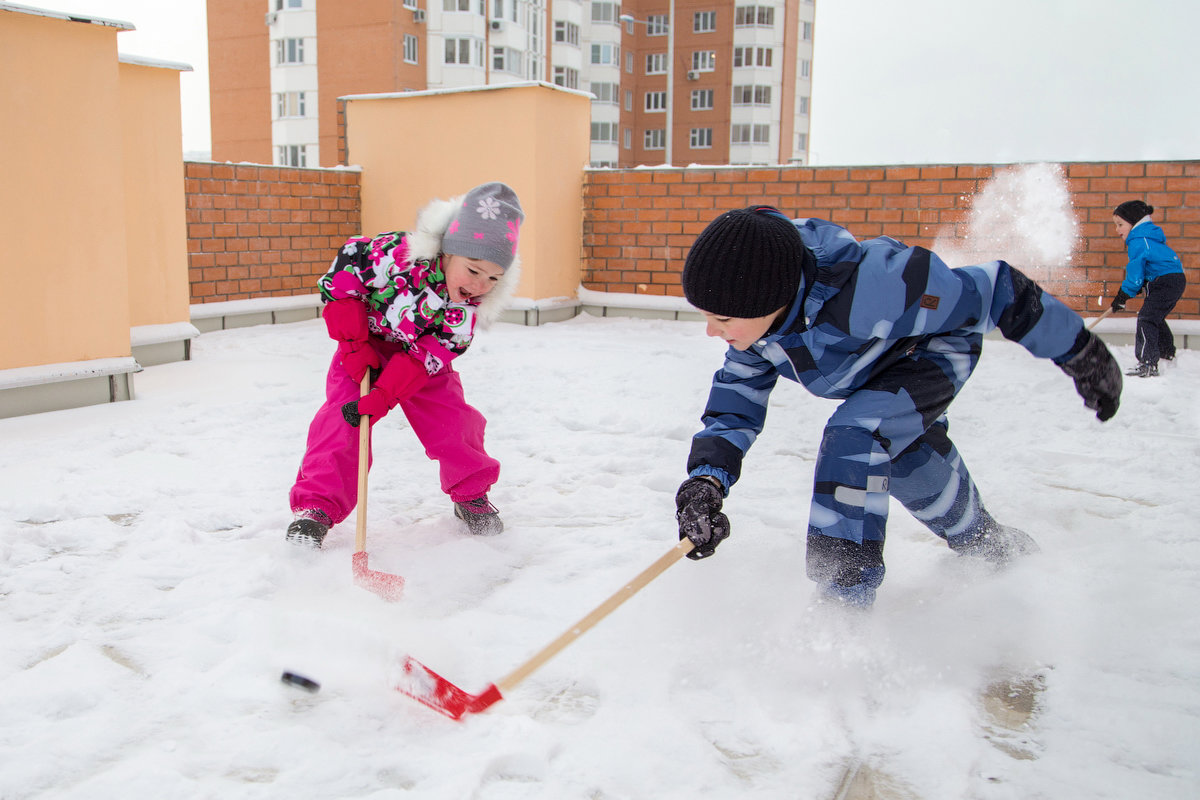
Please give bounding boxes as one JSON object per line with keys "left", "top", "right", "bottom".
{"left": 0, "top": 9, "right": 131, "bottom": 369}
{"left": 119, "top": 60, "right": 191, "bottom": 327}
{"left": 343, "top": 83, "right": 591, "bottom": 301}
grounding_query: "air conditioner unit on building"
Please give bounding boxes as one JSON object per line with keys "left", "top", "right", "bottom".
{"left": 413, "top": 9, "right": 426, "bottom": 23}
{"left": 490, "top": 20, "right": 503, "bottom": 31}
{"left": 265, "top": 11, "right": 277, "bottom": 25}
{"left": 686, "top": 70, "right": 699, "bottom": 81}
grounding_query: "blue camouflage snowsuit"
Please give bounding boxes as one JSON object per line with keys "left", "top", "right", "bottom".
{"left": 686, "top": 217, "right": 1090, "bottom": 603}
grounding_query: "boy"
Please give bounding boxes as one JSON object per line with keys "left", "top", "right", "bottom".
{"left": 674, "top": 207, "right": 1122, "bottom": 606}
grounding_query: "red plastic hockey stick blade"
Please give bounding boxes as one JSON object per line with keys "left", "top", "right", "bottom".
{"left": 394, "top": 655, "right": 503, "bottom": 720}
{"left": 352, "top": 550, "right": 404, "bottom": 602}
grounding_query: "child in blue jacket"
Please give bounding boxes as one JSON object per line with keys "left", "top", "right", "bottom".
{"left": 674, "top": 207, "right": 1123, "bottom": 606}
{"left": 1108, "top": 200, "right": 1186, "bottom": 378}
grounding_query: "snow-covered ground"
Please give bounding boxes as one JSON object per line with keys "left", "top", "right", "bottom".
{"left": 2, "top": 313, "right": 1198, "bottom": 799}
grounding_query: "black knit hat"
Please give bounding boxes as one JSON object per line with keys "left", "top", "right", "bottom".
{"left": 682, "top": 206, "right": 807, "bottom": 318}
{"left": 1113, "top": 200, "right": 1154, "bottom": 225}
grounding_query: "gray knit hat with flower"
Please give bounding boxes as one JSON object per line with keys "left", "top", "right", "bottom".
{"left": 441, "top": 182, "right": 525, "bottom": 271}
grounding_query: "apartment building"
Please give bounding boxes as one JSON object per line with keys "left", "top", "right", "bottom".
{"left": 207, "top": 0, "right": 815, "bottom": 168}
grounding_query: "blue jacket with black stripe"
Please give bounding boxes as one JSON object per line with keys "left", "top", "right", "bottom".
{"left": 687, "top": 218, "right": 1089, "bottom": 490}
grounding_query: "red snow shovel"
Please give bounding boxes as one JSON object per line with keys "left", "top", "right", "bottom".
{"left": 395, "top": 538, "right": 695, "bottom": 719}
{"left": 352, "top": 373, "right": 405, "bottom": 602}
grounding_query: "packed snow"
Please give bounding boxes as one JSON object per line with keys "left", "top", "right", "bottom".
{"left": 1, "top": 306, "right": 1198, "bottom": 799}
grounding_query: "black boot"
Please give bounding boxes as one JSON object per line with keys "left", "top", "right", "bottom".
{"left": 1126, "top": 362, "right": 1159, "bottom": 378}
{"left": 286, "top": 510, "right": 331, "bottom": 548}
{"left": 453, "top": 497, "right": 504, "bottom": 536}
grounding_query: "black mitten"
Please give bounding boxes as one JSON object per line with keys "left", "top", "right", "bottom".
{"left": 675, "top": 477, "right": 731, "bottom": 560}
{"left": 1109, "top": 291, "right": 1130, "bottom": 312}
{"left": 1060, "top": 332, "right": 1122, "bottom": 422}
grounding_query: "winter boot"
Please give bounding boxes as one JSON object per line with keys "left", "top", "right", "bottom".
{"left": 286, "top": 509, "right": 331, "bottom": 549}
{"left": 952, "top": 521, "right": 1040, "bottom": 566}
{"left": 453, "top": 496, "right": 504, "bottom": 536}
{"left": 1126, "top": 361, "right": 1159, "bottom": 378}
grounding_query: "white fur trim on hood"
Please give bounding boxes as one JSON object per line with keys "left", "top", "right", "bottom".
{"left": 404, "top": 193, "right": 522, "bottom": 327}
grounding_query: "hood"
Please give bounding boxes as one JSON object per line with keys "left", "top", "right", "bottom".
{"left": 1127, "top": 218, "right": 1166, "bottom": 245}
{"left": 403, "top": 193, "right": 522, "bottom": 326}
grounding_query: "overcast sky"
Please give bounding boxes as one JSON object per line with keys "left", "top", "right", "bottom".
{"left": 27, "top": 0, "right": 1200, "bottom": 165}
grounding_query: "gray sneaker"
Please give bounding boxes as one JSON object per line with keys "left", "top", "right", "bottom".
{"left": 453, "top": 497, "right": 504, "bottom": 536}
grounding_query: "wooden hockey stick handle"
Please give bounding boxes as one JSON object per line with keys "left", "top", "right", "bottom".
{"left": 496, "top": 538, "right": 695, "bottom": 692}
{"left": 354, "top": 373, "right": 370, "bottom": 554}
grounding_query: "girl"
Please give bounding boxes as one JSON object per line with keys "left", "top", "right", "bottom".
{"left": 287, "top": 182, "right": 524, "bottom": 546}
{"left": 1109, "top": 200, "right": 1186, "bottom": 378}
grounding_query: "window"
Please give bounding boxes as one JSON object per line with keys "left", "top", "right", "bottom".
{"left": 644, "top": 129, "right": 666, "bottom": 150}
{"left": 733, "top": 46, "right": 772, "bottom": 67}
{"left": 445, "top": 37, "right": 478, "bottom": 65}
{"left": 731, "top": 124, "right": 770, "bottom": 144}
{"left": 590, "top": 81, "right": 618, "bottom": 103}
{"left": 626, "top": 51, "right": 633, "bottom": 73}
{"left": 693, "top": 11, "right": 716, "bottom": 32}
{"left": 591, "top": 121, "right": 619, "bottom": 143}
{"left": 404, "top": 34, "right": 419, "bottom": 64}
{"left": 645, "top": 53, "right": 667, "bottom": 74}
{"left": 275, "top": 0, "right": 303, "bottom": 9}
{"left": 735, "top": 5, "right": 775, "bottom": 27}
{"left": 690, "top": 128, "right": 712, "bottom": 148}
{"left": 276, "top": 38, "right": 304, "bottom": 64}
{"left": 732, "top": 85, "right": 771, "bottom": 105}
{"left": 276, "top": 144, "right": 307, "bottom": 167}
{"left": 591, "top": 2, "right": 618, "bottom": 23}
{"left": 554, "top": 66, "right": 580, "bottom": 89}
{"left": 691, "top": 50, "right": 716, "bottom": 71}
{"left": 554, "top": 21, "right": 580, "bottom": 46}
{"left": 443, "top": 0, "right": 473, "bottom": 11}
{"left": 799, "top": 95, "right": 809, "bottom": 115}
{"left": 644, "top": 91, "right": 667, "bottom": 112}
{"left": 623, "top": 128, "right": 632, "bottom": 149}
{"left": 403, "top": 0, "right": 417, "bottom": 8}
{"left": 690, "top": 89, "right": 714, "bottom": 110}
{"left": 803, "top": 21, "right": 813, "bottom": 40}
{"left": 647, "top": 14, "right": 668, "bottom": 35}
{"left": 591, "top": 43, "right": 619, "bottom": 66}
{"left": 797, "top": 132, "right": 809, "bottom": 150}
{"left": 624, "top": 90, "right": 633, "bottom": 111}
{"left": 275, "top": 91, "right": 306, "bottom": 118}
{"left": 800, "top": 59, "right": 811, "bottom": 79}
{"left": 494, "top": 46, "right": 523, "bottom": 73}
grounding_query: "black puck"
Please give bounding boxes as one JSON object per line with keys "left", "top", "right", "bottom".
{"left": 280, "top": 671, "right": 320, "bottom": 693}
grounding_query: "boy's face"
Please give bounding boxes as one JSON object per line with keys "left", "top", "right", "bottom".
{"left": 1112, "top": 215, "right": 1132, "bottom": 242}
{"left": 701, "top": 307, "right": 787, "bottom": 351}
{"left": 444, "top": 254, "right": 504, "bottom": 303}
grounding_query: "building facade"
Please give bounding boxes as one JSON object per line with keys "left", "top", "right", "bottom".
{"left": 207, "top": 0, "right": 815, "bottom": 168}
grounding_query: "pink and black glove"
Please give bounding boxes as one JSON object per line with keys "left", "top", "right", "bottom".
{"left": 323, "top": 299, "right": 380, "bottom": 381}
{"left": 341, "top": 355, "right": 429, "bottom": 427}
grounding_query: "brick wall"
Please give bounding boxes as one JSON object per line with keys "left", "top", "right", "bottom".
{"left": 184, "top": 162, "right": 361, "bottom": 302}
{"left": 582, "top": 161, "right": 1200, "bottom": 319}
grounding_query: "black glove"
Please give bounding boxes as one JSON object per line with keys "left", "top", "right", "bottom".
{"left": 675, "top": 477, "right": 731, "bottom": 560}
{"left": 1060, "top": 332, "right": 1122, "bottom": 422}
{"left": 1109, "top": 291, "right": 1130, "bottom": 312}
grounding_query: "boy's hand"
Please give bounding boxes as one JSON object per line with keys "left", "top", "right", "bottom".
{"left": 675, "top": 477, "right": 730, "bottom": 560}
{"left": 1109, "top": 291, "right": 1130, "bottom": 312}
{"left": 1060, "top": 332, "right": 1122, "bottom": 422}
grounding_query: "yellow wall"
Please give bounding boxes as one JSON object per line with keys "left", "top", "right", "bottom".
{"left": 344, "top": 83, "right": 591, "bottom": 301}
{"left": 0, "top": 10, "right": 131, "bottom": 369}
{"left": 119, "top": 61, "right": 191, "bottom": 327}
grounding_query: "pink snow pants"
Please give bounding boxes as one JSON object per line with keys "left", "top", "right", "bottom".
{"left": 289, "top": 341, "right": 500, "bottom": 525}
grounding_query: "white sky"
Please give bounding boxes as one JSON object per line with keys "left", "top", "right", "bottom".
{"left": 27, "top": 0, "right": 1200, "bottom": 165}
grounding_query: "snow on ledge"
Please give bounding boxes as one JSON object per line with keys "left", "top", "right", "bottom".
{"left": 119, "top": 54, "right": 193, "bottom": 72}
{"left": 0, "top": 357, "right": 140, "bottom": 390}
{"left": 0, "top": 2, "right": 133, "bottom": 29}
{"left": 131, "top": 322, "right": 201, "bottom": 347}
{"left": 577, "top": 286, "right": 696, "bottom": 313}
{"left": 191, "top": 295, "right": 323, "bottom": 319}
